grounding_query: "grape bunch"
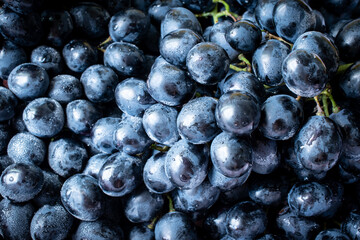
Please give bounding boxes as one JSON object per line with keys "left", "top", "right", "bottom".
{"left": 1, "top": 0, "right": 360, "bottom": 239}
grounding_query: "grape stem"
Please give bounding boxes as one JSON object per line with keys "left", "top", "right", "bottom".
{"left": 150, "top": 143, "right": 170, "bottom": 152}
{"left": 313, "top": 95, "right": 325, "bottom": 116}
{"left": 147, "top": 216, "right": 159, "bottom": 230}
{"left": 166, "top": 194, "right": 176, "bottom": 212}
{"left": 321, "top": 95, "right": 330, "bottom": 117}
{"left": 97, "top": 36, "right": 112, "bottom": 52}
{"left": 263, "top": 31, "right": 293, "bottom": 48}
{"left": 320, "top": 85, "right": 340, "bottom": 114}
{"left": 196, "top": 0, "right": 239, "bottom": 23}
{"left": 229, "top": 54, "right": 252, "bottom": 72}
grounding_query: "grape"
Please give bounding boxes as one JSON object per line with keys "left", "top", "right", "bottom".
{"left": 47, "top": 74, "right": 84, "bottom": 104}
{"left": 248, "top": 174, "right": 289, "bottom": 206}
{"left": 0, "top": 41, "right": 26, "bottom": 80}
{"left": 70, "top": 2, "right": 110, "bottom": 39}
{"left": 335, "top": 18, "right": 360, "bottom": 62}
{"left": 113, "top": 115, "right": 153, "bottom": 155}
{"left": 294, "top": 116, "right": 343, "bottom": 174}
{"left": 215, "top": 91, "right": 261, "bottom": 136}
{"left": 177, "top": 96, "right": 220, "bottom": 144}
{"left": 48, "top": 138, "right": 88, "bottom": 178}
{"left": 91, "top": 117, "right": 122, "bottom": 154}
{"left": 315, "top": 229, "right": 350, "bottom": 240}
{"left": 252, "top": 39, "right": 291, "bottom": 87}
{"left": 292, "top": 31, "right": 339, "bottom": 77}
{"left": 30, "top": 204, "right": 74, "bottom": 240}
{"left": 276, "top": 206, "right": 321, "bottom": 239}
{"left": 0, "top": 198, "right": 35, "bottom": 240}
{"left": 225, "top": 20, "right": 262, "bottom": 53}
{"left": 104, "top": 41, "right": 146, "bottom": 77}
{"left": 124, "top": 186, "right": 165, "bottom": 223}
{"left": 148, "top": 0, "right": 183, "bottom": 25}
{"left": 62, "top": 40, "right": 98, "bottom": 73}
{"left": 41, "top": 9, "right": 74, "bottom": 47}
{"left": 172, "top": 180, "right": 220, "bottom": 213}
{"left": 83, "top": 153, "right": 110, "bottom": 179}
{"left": 8, "top": 63, "right": 49, "bottom": 101}
{"left": 73, "top": 219, "right": 124, "bottom": 240}
{"left": 81, "top": 64, "right": 119, "bottom": 103}
{"left": 342, "top": 211, "right": 360, "bottom": 239}
{"left": 7, "top": 132, "right": 46, "bottom": 166}
{"left": 160, "top": 7, "right": 202, "bottom": 38}
{"left": 186, "top": 42, "right": 230, "bottom": 85}
{"left": 98, "top": 152, "right": 144, "bottom": 197}
{"left": 33, "top": 170, "right": 63, "bottom": 207}
{"left": 129, "top": 224, "right": 155, "bottom": 240}
{"left": 208, "top": 165, "right": 251, "bottom": 191}
{"left": 203, "top": 206, "right": 229, "bottom": 240}
{"left": 0, "top": 162, "right": 44, "bottom": 202}
{"left": 273, "top": 0, "right": 316, "bottom": 43}
{"left": 226, "top": 201, "right": 267, "bottom": 239}
{"left": 114, "top": 77, "right": 156, "bottom": 117}
{"left": 30, "top": 45, "right": 63, "bottom": 77}
{"left": 219, "top": 71, "right": 266, "bottom": 104}
{"left": 160, "top": 28, "right": 203, "bottom": 68}
{"left": 165, "top": 139, "right": 209, "bottom": 189}
{"left": 210, "top": 131, "right": 252, "bottom": 178}
{"left": 147, "top": 57, "right": 195, "bottom": 106}
{"left": 282, "top": 49, "right": 328, "bottom": 98}
{"left": 251, "top": 131, "right": 281, "bottom": 174}
{"left": 60, "top": 174, "right": 104, "bottom": 221}
{"left": 109, "top": 8, "right": 150, "bottom": 44}
{"left": 209, "top": 20, "right": 240, "bottom": 61}
{"left": 0, "top": 86, "right": 18, "bottom": 122}
{"left": 143, "top": 151, "right": 176, "bottom": 194}
{"left": 255, "top": 0, "right": 278, "bottom": 33}
{"left": 337, "top": 62, "right": 360, "bottom": 101}
{"left": 66, "top": 99, "right": 103, "bottom": 135}
{"left": 259, "top": 94, "right": 304, "bottom": 140}
{"left": 154, "top": 211, "right": 198, "bottom": 240}
{"left": 0, "top": 8, "right": 43, "bottom": 47}
{"left": 142, "top": 103, "right": 180, "bottom": 146}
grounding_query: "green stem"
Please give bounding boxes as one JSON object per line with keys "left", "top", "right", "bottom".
{"left": 336, "top": 63, "right": 353, "bottom": 75}
{"left": 230, "top": 64, "right": 248, "bottom": 72}
{"left": 147, "top": 216, "right": 159, "bottom": 230}
{"left": 196, "top": 0, "right": 239, "bottom": 23}
{"left": 263, "top": 31, "right": 293, "bottom": 49}
{"left": 238, "top": 54, "right": 251, "bottom": 67}
{"left": 98, "top": 36, "right": 112, "bottom": 48}
{"left": 322, "top": 95, "right": 330, "bottom": 117}
{"left": 320, "top": 86, "right": 340, "bottom": 114}
{"left": 150, "top": 143, "right": 170, "bottom": 152}
{"left": 166, "top": 194, "right": 175, "bottom": 212}
{"left": 313, "top": 95, "right": 325, "bottom": 116}
{"left": 213, "top": 0, "right": 231, "bottom": 12}
{"left": 230, "top": 54, "right": 252, "bottom": 72}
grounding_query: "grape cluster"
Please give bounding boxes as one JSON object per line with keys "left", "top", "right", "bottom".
{"left": 1, "top": 0, "right": 360, "bottom": 239}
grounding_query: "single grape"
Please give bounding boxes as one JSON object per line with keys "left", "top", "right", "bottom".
{"left": 165, "top": 139, "right": 209, "bottom": 189}
{"left": 30, "top": 204, "right": 74, "bottom": 240}
{"left": 98, "top": 152, "right": 144, "bottom": 197}
{"left": 154, "top": 211, "right": 198, "bottom": 240}
{"left": 47, "top": 74, "right": 84, "bottom": 104}
{"left": 282, "top": 49, "right": 328, "bottom": 98}
{"left": 60, "top": 173, "right": 104, "bottom": 221}
{"left": 177, "top": 96, "right": 220, "bottom": 144}
{"left": 0, "top": 162, "right": 44, "bottom": 202}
